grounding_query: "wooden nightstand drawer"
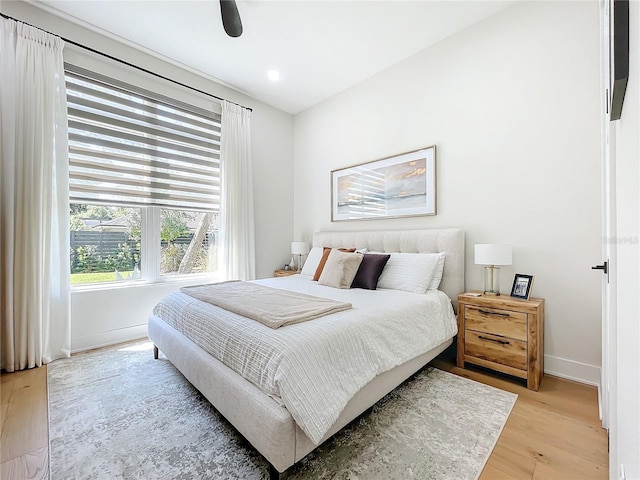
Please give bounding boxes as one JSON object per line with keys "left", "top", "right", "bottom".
{"left": 465, "top": 330, "right": 527, "bottom": 371}
{"left": 464, "top": 305, "right": 527, "bottom": 341}
{"left": 274, "top": 269, "right": 297, "bottom": 277}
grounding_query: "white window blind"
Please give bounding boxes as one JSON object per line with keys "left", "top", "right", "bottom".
{"left": 65, "top": 65, "right": 221, "bottom": 212}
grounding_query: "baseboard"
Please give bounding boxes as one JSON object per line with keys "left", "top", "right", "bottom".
{"left": 544, "top": 354, "right": 601, "bottom": 387}
{"left": 71, "top": 324, "right": 148, "bottom": 353}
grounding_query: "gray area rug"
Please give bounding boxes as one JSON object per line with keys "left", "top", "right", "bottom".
{"left": 48, "top": 341, "right": 516, "bottom": 480}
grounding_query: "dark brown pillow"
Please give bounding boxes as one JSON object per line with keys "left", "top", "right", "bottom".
{"left": 351, "top": 253, "right": 391, "bottom": 290}
{"left": 313, "top": 247, "right": 356, "bottom": 281}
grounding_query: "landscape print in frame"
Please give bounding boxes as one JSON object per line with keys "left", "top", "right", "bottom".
{"left": 331, "top": 146, "right": 436, "bottom": 221}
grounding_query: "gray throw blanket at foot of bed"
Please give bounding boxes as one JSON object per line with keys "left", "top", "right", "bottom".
{"left": 181, "top": 281, "right": 352, "bottom": 328}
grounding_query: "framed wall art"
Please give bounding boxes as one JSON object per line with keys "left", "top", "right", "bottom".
{"left": 331, "top": 146, "right": 436, "bottom": 222}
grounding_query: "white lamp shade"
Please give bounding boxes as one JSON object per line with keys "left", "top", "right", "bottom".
{"left": 291, "top": 241, "right": 309, "bottom": 255}
{"left": 474, "top": 244, "right": 512, "bottom": 266}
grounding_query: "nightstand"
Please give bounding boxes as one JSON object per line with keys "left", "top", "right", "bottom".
{"left": 274, "top": 269, "right": 298, "bottom": 277}
{"left": 457, "top": 292, "right": 545, "bottom": 391}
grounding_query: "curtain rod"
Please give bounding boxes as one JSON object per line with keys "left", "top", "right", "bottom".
{"left": 0, "top": 12, "right": 252, "bottom": 112}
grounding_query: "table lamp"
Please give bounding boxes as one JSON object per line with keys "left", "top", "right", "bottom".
{"left": 474, "top": 244, "right": 512, "bottom": 295}
{"left": 291, "top": 241, "right": 309, "bottom": 272}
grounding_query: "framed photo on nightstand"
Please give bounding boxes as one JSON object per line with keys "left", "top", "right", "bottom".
{"left": 511, "top": 274, "right": 534, "bottom": 300}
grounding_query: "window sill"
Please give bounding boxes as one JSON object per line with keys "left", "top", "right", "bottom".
{"left": 71, "top": 273, "right": 219, "bottom": 293}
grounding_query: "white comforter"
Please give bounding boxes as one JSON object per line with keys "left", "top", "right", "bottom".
{"left": 153, "top": 274, "right": 457, "bottom": 444}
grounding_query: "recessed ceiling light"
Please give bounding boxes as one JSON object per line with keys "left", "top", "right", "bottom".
{"left": 267, "top": 70, "right": 282, "bottom": 82}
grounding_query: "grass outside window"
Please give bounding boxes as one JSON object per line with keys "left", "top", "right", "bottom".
{"left": 70, "top": 271, "right": 133, "bottom": 285}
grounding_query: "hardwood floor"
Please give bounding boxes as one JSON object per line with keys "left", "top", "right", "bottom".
{"left": 0, "top": 357, "right": 608, "bottom": 479}
{"left": 0, "top": 366, "right": 49, "bottom": 480}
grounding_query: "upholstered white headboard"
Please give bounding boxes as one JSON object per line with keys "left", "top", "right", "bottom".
{"left": 313, "top": 229, "right": 465, "bottom": 308}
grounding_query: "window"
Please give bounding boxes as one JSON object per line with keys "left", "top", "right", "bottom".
{"left": 66, "top": 65, "right": 221, "bottom": 285}
{"left": 69, "top": 204, "right": 141, "bottom": 285}
{"left": 159, "top": 208, "right": 217, "bottom": 277}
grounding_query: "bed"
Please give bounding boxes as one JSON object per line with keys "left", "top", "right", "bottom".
{"left": 148, "top": 228, "right": 465, "bottom": 478}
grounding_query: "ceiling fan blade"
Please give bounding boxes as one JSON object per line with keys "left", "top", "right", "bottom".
{"left": 220, "top": 0, "right": 243, "bottom": 37}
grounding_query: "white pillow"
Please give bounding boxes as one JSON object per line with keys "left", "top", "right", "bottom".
{"left": 317, "top": 249, "right": 363, "bottom": 289}
{"left": 377, "top": 252, "right": 445, "bottom": 294}
{"left": 300, "top": 246, "right": 324, "bottom": 276}
{"left": 428, "top": 252, "right": 447, "bottom": 290}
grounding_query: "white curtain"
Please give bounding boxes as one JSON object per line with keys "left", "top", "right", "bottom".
{"left": 0, "top": 18, "right": 71, "bottom": 372}
{"left": 219, "top": 101, "right": 255, "bottom": 281}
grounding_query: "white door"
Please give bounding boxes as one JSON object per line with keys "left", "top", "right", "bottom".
{"left": 597, "top": 0, "right": 623, "bottom": 442}
{"left": 597, "top": 126, "right": 616, "bottom": 432}
{"left": 596, "top": 0, "right": 615, "bottom": 432}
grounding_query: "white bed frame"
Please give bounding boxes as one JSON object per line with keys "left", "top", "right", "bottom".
{"left": 148, "top": 228, "right": 465, "bottom": 478}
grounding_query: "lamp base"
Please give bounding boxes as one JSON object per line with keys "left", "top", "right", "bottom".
{"left": 483, "top": 265, "right": 501, "bottom": 296}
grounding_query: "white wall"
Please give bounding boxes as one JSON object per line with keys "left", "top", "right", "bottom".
{"left": 610, "top": 0, "right": 640, "bottom": 477}
{"left": 2, "top": 1, "right": 295, "bottom": 351}
{"left": 70, "top": 279, "right": 205, "bottom": 352}
{"left": 293, "top": 1, "right": 602, "bottom": 384}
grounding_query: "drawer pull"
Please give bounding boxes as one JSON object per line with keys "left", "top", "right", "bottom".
{"left": 478, "top": 335, "right": 510, "bottom": 345}
{"left": 478, "top": 309, "right": 510, "bottom": 317}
